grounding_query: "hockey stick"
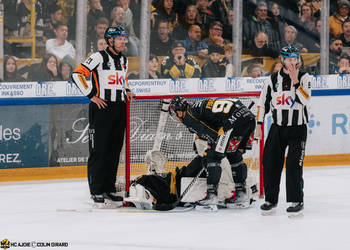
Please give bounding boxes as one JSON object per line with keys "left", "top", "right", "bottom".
{"left": 153, "top": 165, "right": 206, "bottom": 211}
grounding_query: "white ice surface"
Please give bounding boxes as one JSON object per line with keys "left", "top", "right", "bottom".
{"left": 1, "top": 166, "right": 350, "bottom": 250}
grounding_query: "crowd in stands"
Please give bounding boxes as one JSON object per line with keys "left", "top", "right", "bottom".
{"left": 3, "top": 0, "right": 350, "bottom": 82}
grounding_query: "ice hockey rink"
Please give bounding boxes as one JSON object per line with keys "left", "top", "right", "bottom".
{"left": 1, "top": 166, "right": 349, "bottom": 250}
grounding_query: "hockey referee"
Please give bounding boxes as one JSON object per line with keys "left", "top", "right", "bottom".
{"left": 72, "top": 26, "right": 135, "bottom": 207}
{"left": 255, "top": 46, "right": 311, "bottom": 216}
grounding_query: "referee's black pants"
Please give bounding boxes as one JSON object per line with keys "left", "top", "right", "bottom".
{"left": 262, "top": 124, "right": 307, "bottom": 204}
{"left": 87, "top": 101, "right": 126, "bottom": 195}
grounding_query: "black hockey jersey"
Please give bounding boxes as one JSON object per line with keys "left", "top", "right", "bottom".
{"left": 183, "top": 98, "right": 255, "bottom": 144}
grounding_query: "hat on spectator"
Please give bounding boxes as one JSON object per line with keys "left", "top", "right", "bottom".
{"left": 208, "top": 45, "right": 224, "bottom": 55}
{"left": 172, "top": 40, "right": 185, "bottom": 50}
{"left": 339, "top": 0, "right": 350, "bottom": 9}
{"left": 197, "top": 42, "right": 208, "bottom": 51}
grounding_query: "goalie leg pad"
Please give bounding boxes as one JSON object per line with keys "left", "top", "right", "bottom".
{"left": 124, "top": 183, "right": 155, "bottom": 209}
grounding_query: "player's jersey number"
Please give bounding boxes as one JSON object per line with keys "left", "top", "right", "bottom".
{"left": 211, "top": 99, "right": 237, "bottom": 113}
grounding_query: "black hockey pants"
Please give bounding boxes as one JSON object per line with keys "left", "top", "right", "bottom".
{"left": 87, "top": 101, "right": 126, "bottom": 195}
{"left": 262, "top": 124, "right": 307, "bottom": 204}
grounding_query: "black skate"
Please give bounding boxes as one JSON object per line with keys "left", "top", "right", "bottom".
{"left": 260, "top": 201, "right": 277, "bottom": 215}
{"left": 104, "top": 192, "right": 123, "bottom": 202}
{"left": 286, "top": 202, "right": 304, "bottom": 218}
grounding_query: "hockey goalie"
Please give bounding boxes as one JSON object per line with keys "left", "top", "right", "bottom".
{"left": 124, "top": 137, "right": 259, "bottom": 211}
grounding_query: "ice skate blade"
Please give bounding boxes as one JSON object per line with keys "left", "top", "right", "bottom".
{"left": 92, "top": 200, "right": 123, "bottom": 209}
{"left": 195, "top": 204, "right": 218, "bottom": 212}
{"left": 261, "top": 208, "right": 276, "bottom": 216}
{"left": 287, "top": 211, "right": 303, "bottom": 218}
{"left": 226, "top": 201, "right": 250, "bottom": 209}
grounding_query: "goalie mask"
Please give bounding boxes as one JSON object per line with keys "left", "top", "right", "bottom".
{"left": 169, "top": 96, "right": 188, "bottom": 120}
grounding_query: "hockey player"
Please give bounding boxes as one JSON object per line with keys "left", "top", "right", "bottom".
{"left": 168, "top": 96, "right": 256, "bottom": 210}
{"left": 255, "top": 46, "right": 311, "bottom": 217}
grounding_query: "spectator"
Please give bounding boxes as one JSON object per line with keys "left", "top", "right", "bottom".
{"left": 337, "top": 55, "right": 350, "bottom": 73}
{"left": 183, "top": 24, "right": 209, "bottom": 58}
{"left": 43, "top": 4, "right": 63, "bottom": 42}
{"left": 67, "top": 3, "right": 90, "bottom": 41}
{"left": 152, "top": 0, "right": 195, "bottom": 15}
{"left": 58, "top": 55, "right": 74, "bottom": 81}
{"left": 17, "top": 0, "right": 44, "bottom": 37}
{"left": 201, "top": 45, "right": 226, "bottom": 78}
{"left": 270, "top": 0, "right": 299, "bottom": 27}
{"left": 173, "top": 4, "right": 202, "bottom": 40}
{"left": 2, "top": 56, "right": 26, "bottom": 82}
{"left": 56, "top": 0, "right": 75, "bottom": 25}
{"left": 28, "top": 53, "right": 60, "bottom": 81}
{"left": 329, "top": 0, "right": 350, "bottom": 38}
{"left": 308, "top": 18, "right": 321, "bottom": 52}
{"left": 282, "top": 25, "right": 308, "bottom": 53}
{"left": 203, "top": 21, "right": 229, "bottom": 48}
{"left": 46, "top": 23, "right": 76, "bottom": 60}
{"left": 298, "top": 3, "right": 318, "bottom": 51}
{"left": 161, "top": 40, "right": 201, "bottom": 78}
{"left": 247, "top": 63, "right": 263, "bottom": 78}
{"left": 243, "top": 1, "right": 279, "bottom": 53}
{"left": 151, "top": 0, "right": 178, "bottom": 32}
{"left": 117, "top": 0, "right": 141, "bottom": 56}
{"left": 268, "top": 2, "right": 285, "bottom": 48}
{"left": 129, "top": 0, "right": 142, "bottom": 37}
{"left": 197, "top": 0, "right": 216, "bottom": 36}
{"left": 223, "top": 43, "right": 233, "bottom": 77}
{"left": 244, "top": 31, "right": 279, "bottom": 58}
{"left": 87, "top": 0, "right": 106, "bottom": 34}
{"left": 222, "top": 9, "right": 234, "bottom": 42}
{"left": 338, "top": 19, "right": 350, "bottom": 47}
{"left": 300, "top": 3, "right": 316, "bottom": 31}
{"left": 110, "top": 6, "right": 140, "bottom": 56}
{"left": 210, "top": 0, "right": 233, "bottom": 27}
{"left": 128, "top": 54, "right": 161, "bottom": 79}
{"left": 96, "top": 38, "right": 108, "bottom": 51}
{"left": 309, "top": 0, "right": 321, "bottom": 18}
{"left": 266, "top": 61, "right": 283, "bottom": 76}
{"left": 330, "top": 38, "right": 344, "bottom": 73}
{"left": 4, "top": 0, "right": 18, "bottom": 36}
{"left": 150, "top": 20, "right": 173, "bottom": 56}
{"left": 86, "top": 17, "right": 109, "bottom": 55}
{"left": 317, "top": 38, "right": 343, "bottom": 74}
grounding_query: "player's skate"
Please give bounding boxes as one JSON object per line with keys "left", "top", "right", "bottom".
{"left": 225, "top": 183, "right": 250, "bottom": 208}
{"left": 260, "top": 201, "right": 277, "bottom": 215}
{"left": 196, "top": 184, "right": 218, "bottom": 212}
{"left": 91, "top": 193, "right": 123, "bottom": 209}
{"left": 286, "top": 202, "right": 303, "bottom": 218}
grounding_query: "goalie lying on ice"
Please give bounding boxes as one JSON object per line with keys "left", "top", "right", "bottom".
{"left": 124, "top": 139, "right": 258, "bottom": 210}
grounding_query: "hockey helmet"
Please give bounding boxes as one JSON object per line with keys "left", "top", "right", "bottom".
{"left": 104, "top": 26, "right": 128, "bottom": 44}
{"left": 169, "top": 96, "right": 188, "bottom": 118}
{"left": 280, "top": 45, "right": 300, "bottom": 62}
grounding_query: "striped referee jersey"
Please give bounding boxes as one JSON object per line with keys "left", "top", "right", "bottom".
{"left": 72, "top": 47, "right": 130, "bottom": 102}
{"left": 257, "top": 70, "right": 311, "bottom": 126}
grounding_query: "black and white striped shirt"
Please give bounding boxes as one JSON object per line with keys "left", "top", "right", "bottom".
{"left": 72, "top": 47, "right": 130, "bottom": 102}
{"left": 257, "top": 70, "right": 311, "bottom": 126}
